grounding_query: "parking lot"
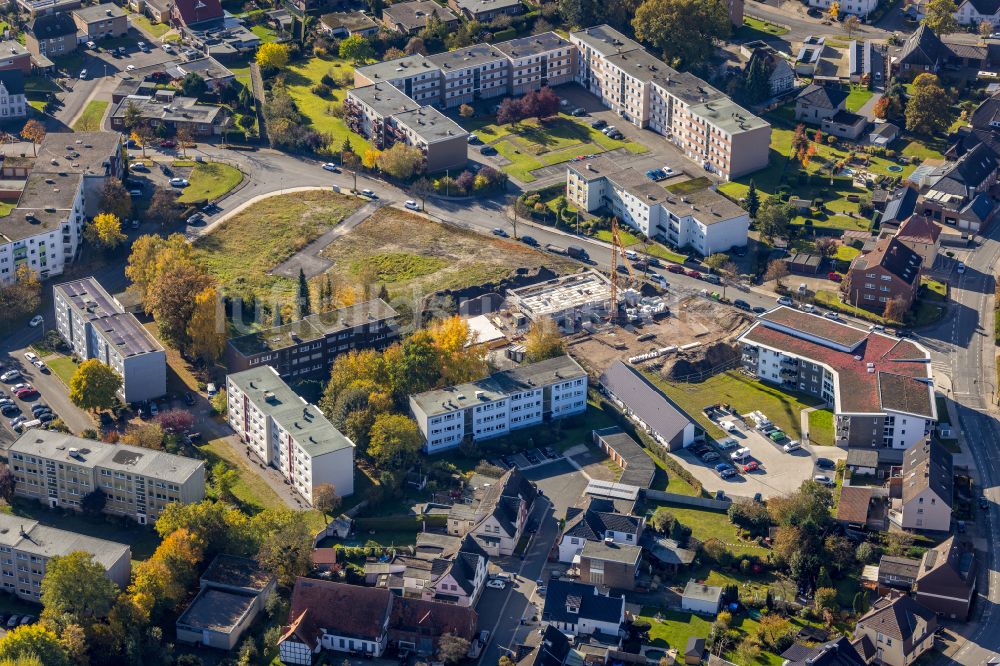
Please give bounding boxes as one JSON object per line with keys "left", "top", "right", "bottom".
{"left": 490, "top": 446, "right": 563, "bottom": 471}
{"left": 669, "top": 405, "right": 845, "bottom": 499}
{"left": 0, "top": 346, "right": 93, "bottom": 442}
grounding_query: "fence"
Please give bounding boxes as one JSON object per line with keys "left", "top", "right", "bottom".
{"left": 643, "top": 489, "right": 732, "bottom": 511}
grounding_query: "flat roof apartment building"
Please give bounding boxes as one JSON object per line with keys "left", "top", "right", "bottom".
{"left": 6, "top": 430, "right": 206, "bottom": 525}
{"left": 570, "top": 25, "right": 770, "bottom": 180}
{"left": 493, "top": 32, "right": 575, "bottom": 96}
{"left": 410, "top": 355, "right": 588, "bottom": 454}
{"left": 566, "top": 157, "right": 750, "bottom": 255}
{"left": 427, "top": 44, "right": 511, "bottom": 107}
{"left": 54, "top": 277, "right": 166, "bottom": 404}
{"left": 738, "top": 307, "right": 936, "bottom": 450}
{"left": 225, "top": 299, "right": 398, "bottom": 380}
{"left": 227, "top": 366, "right": 356, "bottom": 504}
{"left": 0, "top": 513, "right": 130, "bottom": 602}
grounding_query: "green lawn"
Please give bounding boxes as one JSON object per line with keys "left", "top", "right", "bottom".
{"left": 808, "top": 408, "right": 835, "bottom": 446}
{"left": 177, "top": 162, "right": 243, "bottom": 203}
{"left": 735, "top": 16, "right": 790, "bottom": 42}
{"left": 595, "top": 228, "right": 641, "bottom": 246}
{"left": 127, "top": 11, "right": 171, "bottom": 39}
{"left": 644, "top": 243, "right": 688, "bottom": 264}
{"left": 47, "top": 355, "right": 78, "bottom": 386}
{"left": 901, "top": 140, "right": 944, "bottom": 161}
{"left": 922, "top": 277, "right": 947, "bottom": 299}
{"left": 648, "top": 370, "right": 822, "bottom": 440}
{"left": 645, "top": 503, "right": 768, "bottom": 556}
{"left": 642, "top": 607, "right": 763, "bottom": 659}
{"left": 844, "top": 86, "right": 873, "bottom": 113}
{"left": 835, "top": 243, "right": 861, "bottom": 262}
{"left": 251, "top": 24, "right": 277, "bottom": 42}
{"left": 285, "top": 55, "right": 371, "bottom": 154}
{"left": 72, "top": 100, "right": 108, "bottom": 132}
{"left": 194, "top": 190, "right": 364, "bottom": 300}
{"left": 473, "top": 114, "right": 646, "bottom": 182}
{"left": 0, "top": 202, "right": 14, "bottom": 217}
{"left": 23, "top": 75, "right": 59, "bottom": 94}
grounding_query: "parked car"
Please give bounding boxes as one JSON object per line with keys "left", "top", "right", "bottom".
{"left": 137, "top": 41, "right": 148, "bottom": 51}
{"left": 207, "top": 383, "right": 218, "bottom": 397}
{"left": 404, "top": 200, "right": 420, "bottom": 211}
{"left": 571, "top": 107, "right": 586, "bottom": 116}
{"left": 86, "top": 40, "right": 96, "bottom": 49}
{"left": 650, "top": 274, "right": 668, "bottom": 288}
{"left": 30, "top": 403, "right": 48, "bottom": 416}
{"left": 823, "top": 312, "right": 841, "bottom": 321}
{"left": 486, "top": 579, "right": 506, "bottom": 590}
{"left": 360, "top": 189, "right": 377, "bottom": 198}
{"left": 479, "top": 145, "right": 498, "bottom": 156}
{"left": 321, "top": 163, "right": 340, "bottom": 172}
{"left": 783, "top": 440, "right": 801, "bottom": 452}
{"left": 733, "top": 299, "right": 751, "bottom": 310}
{"left": 813, "top": 474, "right": 834, "bottom": 487}
{"left": 700, "top": 451, "right": 719, "bottom": 462}
{"left": 827, "top": 272, "right": 843, "bottom": 282}
{"left": 718, "top": 438, "right": 738, "bottom": 450}
{"left": 520, "top": 235, "right": 538, "bottom": 246}
{"left": 777, "top": 296, "right": 794, "bottom": 307}
{"left": 752, "top": 306, "right": 767, "bottom": 314}
{"left": 186, "top": 212, "right": 204, "bottom": 225}
{"left": 29, "top": 315, "right": 43, "bottom": 327}
{"left": 6, "top": 616, "right": 19, "bottom": 628}
{"left": 816, "top": 458, "right": 835, "bottom": 469}
{"left": 24, "top": 352, "right": 37, "bottom": 363}
{"left": 742, "top": 461, "right": 759, "bottom": 472}
{"left": 492, "top": 227, "right": 507, "bottom": 237}
{"left": 715, "top": 463, "right": 737, "bottom": 479}
{"left": 159, "top": 139, "right": 176, "bottom": 148}
{"left": 37, "top": 412, "right": 54, "bottom": 423}
{"left": 667, "top": 264, "right": 685, "bottom": 274}
{"left": 467, "top": 134, "right": 481, "bottom": 144}
{"left": 169, "top": 178, "right": 190, "bottom": 187}
{"left": 79, "top": 69, "right": 88, "bottom": 79}
{"left": 590, "top": 119, "right": 607, "bottom": 130}
{"left": 957, "top": 262, "right": 966, "bottom": 274}
{"left": 731, "top": 447, "right": 751, "bottom": 461}
{"left": 1, "top": 370, "right": 21, "bottom": 382}
{"left": 686, "top": 269, "right": 701, "bottom": 279}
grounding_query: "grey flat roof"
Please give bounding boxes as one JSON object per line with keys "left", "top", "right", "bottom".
{"left": 228, "top": 298, "right": 397, "bottom": 356}
{"left": 606, "top": 49, "right": 671, "bottom": 84}
{"left": 382, "top": 0, "right": 458, "bottom": 30}
{"left": 0, "top": 40, "right": 29, "bottom": 58}
{"left": 54, "top": 277, "right": 163, "bottom": 357}
{"left": 412, "top": 355, "right": 586, "bottom": 418}
{"left": 1, "top": 171, "right": 83, "bottom": 242}
{"left": 581, "top": 539, "right": 642, "bottom": 565}
{"left": 451, "top": 0, "right": 522, "bottom": 14}
{"left": 651, "top": 70, "right": 724, "bottom": 107}
{"left": 683, "top": 580, "right": 723, "bottom": 603}
{"left": 73, "top": 2, "right": 126, "bottom": 22}
{"left": 349, "top": 82, "right": 421, "bottom": 117}
{"left": 177, "top": 587, "right": 256, "bottom": 633}
{"left": 428, "top": 43, "right": 507, "bottom": 71}
{"left": 35, "top": 131, "right": 122, "bottom": 176}
{"left": 9, "top": 430, "right": 204, "bottom": 484}
{"left": 689, "top": 96, "right": 769, "bottom": 135}
{"left": 570, "top": 24, "right": 642, "bottom": 57}
{"left": 0, "top": 513, "right": 129, "bottom": 570}
{"left": 391, "top": 106, "right": 467, "bottom": 143}
{"left": 227, "top": 366, "right": 355, "bottom": 458}
{"left": 355, "top": 54, "right": 441, "bottom": 83}
{"left": 494, "top": 31, "right": 569, "bottom": 58}
{"left": 112, "top": 95, "right": 225, "bottom": 125}
{"left": 167, "top": 56, "right": 234, "bottom": 82}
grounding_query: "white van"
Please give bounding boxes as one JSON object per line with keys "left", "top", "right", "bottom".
{"left": 731, "top": 447, "right": 751, "bottom": 462}
{"left": 15, "top": 419, "right": 40, "bottom": 433}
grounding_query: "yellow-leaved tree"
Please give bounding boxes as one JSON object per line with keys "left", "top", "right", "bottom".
{"left": 84, "top": 212, "right": 127, "bottom": 249}
{"left": 187, "top": 285, "right": 227, "bottom": 362}
{"left": 256, "top": 42, "right": 290, "bottom": 70}
{"left": 362, "top": 148, "right": 381, "bottom": 170}
{"left": 68, "top": 359, "right": 122, "bottom": 412}
{"left": 428, "top": 315, "right": 488, "bottom": 385}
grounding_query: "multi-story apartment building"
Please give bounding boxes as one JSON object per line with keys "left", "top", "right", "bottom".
{"left": 494, "top": 32, "right": 575, "bottom": 96}
{"left": 25, "top": 12, "right": 77, "bottom": 60}
{"left": 0, "top": 513, "right": 131, "bottom": 602}
{"left": 35, "top": 131, "right": 126, "bottom": 216}
{"left": 808, "top": 0, "right": 878, "bottom": 17}
{"left": 0, "top": 71, "right": 27, "bottom": 121}
{"left": 345, "top": 83, "right": 468, "bottom": 172}
{"left": 72, "top": 3, "right": 129, "bottom": 41}
{"left": 6, "top": 430, "right": 206, "bottom": 525}
{"left": 53, "top": 277, "right": 166, "bottom": 404}
{"left": 409, "top": 355, "right": 587, "bottom": 453}
{"left": 448, "top": 0, "right": 522, "bottom": 22}
{"left": 566, "top": 157, "right": 750, "bottom": 255}
{"left": 354, "top": 55, "right": 443, "bottom": 105}
{"left": 224, "top": 299, "right": 398, "bottom": 379}
{"left": 227, "top": 365, "right": 356, "bottom": 504}
{"left": 738, "top": 306, "right": 936, "bottom": 450}
{"left": 570, "top": 25, "right": 770, "bottom": 180}
{"left": 845, "top": 236, "right": 923, "bottom": 313}
{"left": 427, "top": 44, "right": 510, "bottom": 107}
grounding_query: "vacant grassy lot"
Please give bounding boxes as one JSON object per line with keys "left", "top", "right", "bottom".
{"left": 72, "top": 100, "right": 109, "bottom": 132}
{"left": 737, "top": 15, "right": 789, "bottom": 39}
{"left": 808, "top": 408, "right": 835, "bottom": 446}
{"left": 318, "top": 207, "right": 576, "bottom": 298}
{"left": 469, "top": 115, "right": 646, "bottom": 182}
{"left": 177, "top": 162, "right": 243, "bottom": 203}
{"left": 127, "top": 10, "right": 171, "bottom": 38}
{"left": 845, "top": 86, "right": 873, "bottom": 113}
{"left": 285, "top": 55, "right": 371, "bottom": 154}
{"left": 666, "top": 177, "right": 713, "bottom": 195}
{"left": 641, "top": 607, "right": 763, "bottom": 659}
{"left": 649, "top": 370, "right": 823, "bottom": 440}
{"left": 645, "top": 502, "right": 768, "bottom": 556}
{"left": 195, "top": 190, "right": 364, "bottom": 299}
{"left": 47, "top": 355, "right": 78, "bottom": 386}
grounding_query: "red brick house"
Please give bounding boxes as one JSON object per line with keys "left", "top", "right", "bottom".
{"left": 171, "top": 0, "right": 223, "bottom": 28}
{"left": 845, "top": 236, "right": 922, "bottom": 314}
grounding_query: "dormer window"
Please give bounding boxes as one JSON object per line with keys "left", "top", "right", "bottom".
{"left": 566, "top": 604, "right": 578, "bottom": 614}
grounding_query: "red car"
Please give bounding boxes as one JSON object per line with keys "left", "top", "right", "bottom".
{"left": 742, "top": 461, "right": 759, "bottom": 472}
{"left": 159, "top": 139, "right": 176, "bottom": 148}
{"left": 15, "top": 390, "right": 38, "bottom": 400}
{"left": 667, "top": 264, "right": 685, "bottom": 274}
{"left": 827, "top": 272, "right": 843, "bottom": 282}
{"left": 686, "top": 269, "right": 702, "bottom": 279}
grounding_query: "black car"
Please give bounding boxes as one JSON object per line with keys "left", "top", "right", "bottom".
{"left": 30, "top": 403, "right": 49, "bottom": 415}
{"left": 1, "top": 405, "right": 19, "bottom": 416}
{"left": 816, "top": 458, "right": 835, "bottom": 470}
{"left": 161, "top": 165, "right": 173, "bottom": 176}
{"left": 184, "top": 391, "right": 196, "bottom": 406}
{"left": 520, "top": 235, "right": 538, "bottom": 246}
{"left": 37, "top": 412, "right": 54, "bottom": 424}
{"left": 186, "top": 212, "right": 204, "bottom": 225}
{"left": 479, "top": 145, "right": 497, "bottom": 156}
{"left": 980, "top": 496, "right": 990, "bottom": 510}
{"left": 571, "top": 107, "right": 586, "bottom": 117}
{"left": 733, "top": 299, "right": 751, "bottom": 311}
{"left": 752, "top": 306, "right": 767, "bottom": 314}
{"left": 590, "top": 119, "right": 607, "bottom": 130}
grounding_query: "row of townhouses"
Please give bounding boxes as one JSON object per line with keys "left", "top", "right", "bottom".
{"left": 226, "top": 365, "right": 356, "bottom": 504}
{"left": 4, "top": 430, "right": 206, "bottom": 525}
{"left": 348, "top": 25, "right": 770, "bottom": 179}
{"left": 409, "top": 354, "right": 588, "bottom": 453}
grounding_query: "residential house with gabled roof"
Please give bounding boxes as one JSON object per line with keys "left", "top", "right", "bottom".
{"left": 746, "top": 47, "right": 795, "bottom": 97}
{"left": 779, "top": 636, "right": 869, "bottom": 665}
{"left": 389, "top": 532, "right": 488, "bottom": 606}
{"left": 956, "top": 0, "right": 1000, "bottom": 26}
{"left": 557, "top": 499, "right": 644, "bottom": 563}
{"left": 896, "top": 24, "right": 947, "bottom": 78}
{"left": 845, "top": 236, "right": 923, "bottom": 313}
{"left": 381, "top": 0, "right": 459, "bottom": 34}
{"left": 171, "top": 0, "right": 224, "bottom": 27}
{"left": 894, "top": 215, "right": 941, "bottom": 268}
{"left": 878, "top": 555, "right": 921, "bottom": 591}
{"left": 853, "top": 592, "right": 937, "bottom": 666}
{"left": 794, "top": 83, "right": 848, "bottom": 124}
{"left": 890, "top": 438, "right": 953, "bottom": 532}
{"left": 738, "top": 307, "right": 936, "bottom": 450}
{"left": 913, "top": 535, "right": 976, "bottom": 619}
{"left": 917, "top": 141, "right": 998, "bottom": 231}
{"left": 278, "top": 578, "right": 477, "bottom": 665}
{"left": 447, "top": 468, "right": 536, "bottom": 556}
{"left": 541, "top": 580, "right": 625, "bottom": 637}
{"left": 598, "top": 361, "right": 698, "bottom": 451}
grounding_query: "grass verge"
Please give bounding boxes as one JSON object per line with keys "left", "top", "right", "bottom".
{"left": 72, "top": 100, "right": 109, "bottom": 131}
{"left": 808, "top": 408, "right": 835, "bottom": 446}
{"left": 47, "top": 356, "right": 78, "bottom": 386}
{"left": 177, "top": 162, "right": 244, "bottom": 203}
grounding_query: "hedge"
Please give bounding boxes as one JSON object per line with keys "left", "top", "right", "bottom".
{"left": 354, "top": 514, "right": 447, "bottom": 532}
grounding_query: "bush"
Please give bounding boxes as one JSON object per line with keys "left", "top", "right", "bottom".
{"left": 492, "top": 27, "right": 517, "bottom": 41}
{"left": 826, "top": 135, "right": 837, "bottom": 145}
{"left": 311, "top": 83, "right": 333, "bottom": 98}
{"left": 321, "top": 73, "right": 335, "bottom": 87}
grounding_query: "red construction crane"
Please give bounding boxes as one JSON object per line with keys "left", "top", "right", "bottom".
{"left": 608, "top": 217, "right": 637, "bottom": 322}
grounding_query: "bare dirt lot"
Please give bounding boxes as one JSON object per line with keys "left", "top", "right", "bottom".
{"left": 318, "top": 208, "right": 577, "bottom": 302}
{"left": 569, "top": 296, "right": 754, "bottom": 376}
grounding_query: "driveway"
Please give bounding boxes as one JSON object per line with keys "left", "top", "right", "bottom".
{"left": 668, "top": 421, "right": 844, "bottom": 499}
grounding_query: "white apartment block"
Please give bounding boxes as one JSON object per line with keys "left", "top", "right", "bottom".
{"left": 0, "top": 513, "right": 131, "bottom": 602}
{"left": 410, "top": 355, "right": 588, "bottom": 454}
{"left": 494, "top": 32, "right": 576, "bottom": 96}
{"left": 353, "top": 53, "right": 444, "bottom": 104}
{"left": 566, "top": 156, "right": 750, "bottom": 256}
{"left": 808, "top": 0, "right": 878, "bottom": 16}
{"left": 7, "top": 430, "right": 205, "bottom": 525}
{"left": 571, "top": 25, "right": 770, "bottom": 180}
{"left": 738, "top": 307, "right": 936, "bottom": 451}
{"left": 227, "top": 366, "right": 356, "bottom": 504}
{"left": 428, "top": 43, "right": 510, "bottom": 106}
{"left": 53, "top": 277, "right": 166, "bottom": 404}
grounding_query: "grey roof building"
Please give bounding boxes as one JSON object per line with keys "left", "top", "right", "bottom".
{"left": 53, "top": 276, "right": 166, "bottom": 404}
{"left": 166, "top": 56, "right": 236, "bottom": 89}
{"left": 541, "top": 580, "right": 625, "bottom": 637}
{"left": 599, "top": 361, "right": 697, "bottom": 451}
{"left": 381, "top": 0, "right": 459, "bottom": 33}
{"left": 592, "top": 428, "right": 656, "bottom": 489}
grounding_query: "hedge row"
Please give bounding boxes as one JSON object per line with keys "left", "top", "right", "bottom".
{"left": 354, "top": 514, "right": 447, "bottom": 532}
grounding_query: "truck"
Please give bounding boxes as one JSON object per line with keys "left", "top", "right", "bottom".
{"left": 567, "top": 245, "right": 588, "bottom": 260}
{"left": 545, "top": 244, "right": 568, "bottom": 255}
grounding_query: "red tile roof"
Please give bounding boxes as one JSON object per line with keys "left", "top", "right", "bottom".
{"left": 896, "top": 215, "right": 942, "bottom": 244}
{"left": 284, "top": 578, "right": 392, "bottom": 649}
{"left": 742, "top": 322, "right": 932, "bottom": 416}
{"left": 389, "top": 597, "right": 478, "bottom": 643}
{"left": 173, "top": 0, "right": 223, "bottom": 25}
{"left": 836, "top": 486, "right": 874, "bottom": 523}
